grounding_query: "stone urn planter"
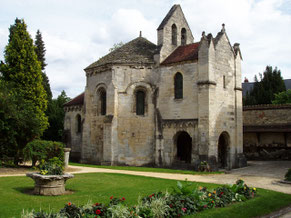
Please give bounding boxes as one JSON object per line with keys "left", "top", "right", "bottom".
{"left": 26, "top": 172, "right": 74, "bottom": 196}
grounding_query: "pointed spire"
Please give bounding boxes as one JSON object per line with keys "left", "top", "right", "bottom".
{"left": 221, "top": 23, "right": 225, "bottom": 32}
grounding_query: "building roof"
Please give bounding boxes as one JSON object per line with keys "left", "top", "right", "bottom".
{"left": 242, "top": 79, "right": 291, "bottom": 97}
{"left": 85, "top": 37, "right": 157, "bottom": 70}
{"left": 63, "top": 92, "right": 84, "bottom": 107}
{"left": 157, "top": 4, "right": 180, "bottom": 30}
{"left": 161, "top": 42, "right": 199, "bottom": 65}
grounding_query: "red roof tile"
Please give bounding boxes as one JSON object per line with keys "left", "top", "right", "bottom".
{"left": 64, "top": 92, "right": 84, "bottom": 107}
{"left": 161, "top": 42, "right": 199, "bottom": 65}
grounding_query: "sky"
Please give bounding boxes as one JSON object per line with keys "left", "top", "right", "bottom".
{"left": 0, "top": 0, "right": 291, "bottom": 98}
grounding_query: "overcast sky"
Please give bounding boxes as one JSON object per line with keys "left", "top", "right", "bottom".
{"left": 0, "top": 0, "right": 291, "bottom": 98}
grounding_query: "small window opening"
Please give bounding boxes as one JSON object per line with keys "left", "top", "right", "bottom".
{"left": 100, "top": 90, "right": 106, "bottom": 115}
{"left": 172, "top": 24, "right": 177, "bottom": 45}
{"left": 136, "top": 90, "right": 145, "bottom": 115}
{"left": 223, "top": 76, "right": 226, "bottom": 88}
{"left": 181, "top": 28, "right": 187, "bottom": 45}
{"left": 76, "top": 114, "right": 81, "bottom": 133}
{"left": 174, "top": 72, "right": 183, "bottom": 99}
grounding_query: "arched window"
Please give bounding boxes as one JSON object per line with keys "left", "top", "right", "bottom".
{"left": 174, "top": 72, "right": 183, "bottom": 99}
{"left": 100, "top": 89, "right": 106, "bottom": 115}
{"left": 76, "top": 114, "right": 81, "bottom": 133}
{"left": 136, "top": 90, "right": 145, "bottom": 115}
{"left": 181, "top": 28, "right": 187, "bottom": 45}
{"left": 172, "top": 24, "right": 177, "bottom": 45}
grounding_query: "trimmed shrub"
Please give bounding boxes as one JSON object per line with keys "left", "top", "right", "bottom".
{"left": 24, "top": 140, "right": 64, "bottom": 166}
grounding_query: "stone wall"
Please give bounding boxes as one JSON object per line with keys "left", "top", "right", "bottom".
{"left": 64, "top": 106, "right": 83, "bottom": 162}
{"left": 243, "top": 104, "right": 291, "bottom": 160}
{"left": 81, "top": 67, "right": 114, "bottom": 164}
{"left": 197, "top": 32, "right": 244, "bottom": 169}
{"left": 113, "top": 65, "right": 157, "bottom": 166}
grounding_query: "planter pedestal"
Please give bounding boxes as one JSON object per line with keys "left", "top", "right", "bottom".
{"left": 26, "top": 173, "right": 74, "bottom": 196}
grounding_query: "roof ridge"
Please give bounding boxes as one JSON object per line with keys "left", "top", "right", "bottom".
{"left": 157, "top": 4, "right": 180, "bottom": 30}
{"left": 85, "top": 37, "right": 157, "bottom": 70}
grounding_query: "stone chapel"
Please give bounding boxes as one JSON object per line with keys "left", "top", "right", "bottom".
{"left": 64, "top": 5, "right": 246, "bottom": 170}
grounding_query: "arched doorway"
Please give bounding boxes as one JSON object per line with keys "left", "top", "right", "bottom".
{"left": 218, "top": 132, "right": 229, "bottom": 168}
{"left": 176, "top": 131, "right": 192, "bottom": 163}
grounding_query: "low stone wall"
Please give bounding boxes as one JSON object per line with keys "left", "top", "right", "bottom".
{"left": 243, "top": 104, "right": 291, "bottom": 160}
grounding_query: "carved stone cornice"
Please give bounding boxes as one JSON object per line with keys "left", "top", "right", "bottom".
{"left": 64, "top": 105, "right": 83, "bottom": 112}
{"left": 162, "top": 119, "right": 198, "bottom": 128}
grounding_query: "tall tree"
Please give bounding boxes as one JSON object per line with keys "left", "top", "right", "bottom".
{"left": 43, "top": 90, "right": 71, "bottom": 142}
{"left": 0, "top": 18, "right": 48, "bottom": 164}
{"left": 243, "top": 66, "right": 286, "bottom": 105}
{"left": 35, "top": 30, "right": 52, "bottom": 101}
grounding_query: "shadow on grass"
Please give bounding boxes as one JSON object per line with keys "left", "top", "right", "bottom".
{"left": 14, "top": 187, "right": 34, "bottom": 195}
{"left": 13, "top": 187, "right": 76, "bottom": 196}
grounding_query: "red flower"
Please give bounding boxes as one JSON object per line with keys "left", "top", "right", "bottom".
{"left": 96, "top": 209, "right": 101, "bottom": 215}
{"left": 149, "top": 194, "right": 152, "bottom": 198}
{"left": 182, "top": 208, "right": 187, "bottom": 212}
{"left": 122, "top": 197, "right": 125, "bottom": 201}
{"left": 68, "top": 202, "right": 72, "bottom": 206}
{"left": 95, "top": 203, "right": 99, "bottom": 206}
{"left": 110, "top": 196, "right": 113, "bottom": 200}
{"left": 211, "top": 201, "right": 214, "bottom": 203}
{"left": 203, "top": 205, "right": 208, "bottom": 208}
{"left": 169, "top": 204, "right": 173, "bottom": 208}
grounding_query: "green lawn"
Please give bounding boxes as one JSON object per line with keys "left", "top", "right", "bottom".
{"left": 69, "top": 162, "right": 223, "bottom": 175}
{"left": 0, "top": 173, "right": 290, "bottom": 218}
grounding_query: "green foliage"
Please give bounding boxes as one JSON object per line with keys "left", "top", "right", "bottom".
{"left": 244, "top": 66, "right": 286, "bottom": 105}
{"left": 24, "top": 140, "right": 64, "bottom": 166}
{"left": 109, "top": 41, "right": 124, "bottom": 52}
{"left": 0, "top": 80, "right": 45, "bottom": 164}
{"left": 285, "top": 168, "right": 291, "bottom": 181}
{"left": 43, "top": 91, "right": 70, "bottom": 142}
{"left": 0, "top": 18, "right": 48, "bottom": 164}
{"left": 34, "top": 30, "right": 52, "bottom": 101}
{"left": 39, "top": 157, "right": 64, "bottom": 175}
{"left": 272, "top": 89, "right": 291, "bottom": 104}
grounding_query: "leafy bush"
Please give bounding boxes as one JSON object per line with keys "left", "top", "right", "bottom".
{"left": 24, "top": 140, "right": 64, "bottom": 166}
{"left": 22, "top": 180, "right": 257, "bottom": 218}
{"left": 198, "top": 161, "right": 211, "bottom": 172}
{"left": 285, "top": 169, "right": 291, "bottom": 181}
{"left": 39, "top": 157, "right": 64, "bottom": 175}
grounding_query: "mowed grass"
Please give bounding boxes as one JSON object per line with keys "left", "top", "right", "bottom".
{"left": 69, "top": 162, "right": 223, "bottom": 175}
{"left": 0, "top": 173, "right": 290, "bottom": 218}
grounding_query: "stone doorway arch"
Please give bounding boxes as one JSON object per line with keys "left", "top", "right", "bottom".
{"left": 175, "top": 131, "right": 192, "bottom": 163}
{"left": 218, "top": 132, "right": 230, "bottom": 168}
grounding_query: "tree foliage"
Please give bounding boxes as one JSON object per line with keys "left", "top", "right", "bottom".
{"left": 243, "top": 66, "right": 286, "bottom": 105}
{"left": 42, "top": 91, "right": 70, "bottom": 142}
{"left": 109, "top": 41, "right": 124, "bottom": 52}
{"left": 272, "top": 90, "right": 291, "bottom": 104}
{"left": 0, "top": 81, "right": 45, "bottom": 162}
{"left": 0, "top": 18, "right": 48, "bottom": 163}
{"left": 35, "top": 29, "right": 52, "bottom": 101}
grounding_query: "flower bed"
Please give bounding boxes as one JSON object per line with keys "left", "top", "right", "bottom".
{"left": 22, "top": 179, "right": 256, "bottom": 217}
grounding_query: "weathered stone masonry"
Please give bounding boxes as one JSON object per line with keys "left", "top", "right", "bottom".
{"left": 64, "top": 5, "right": 246, "bottom": 170}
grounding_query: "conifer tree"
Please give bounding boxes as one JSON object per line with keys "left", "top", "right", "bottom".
{"left": 35, "top": 29, "right": 52, "bottom": 100}
{"left": 0, "top": 18, "right": 48, "bottom": 164}
{"left": 243, "top": 66, "right": 286, "bottom": 105}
